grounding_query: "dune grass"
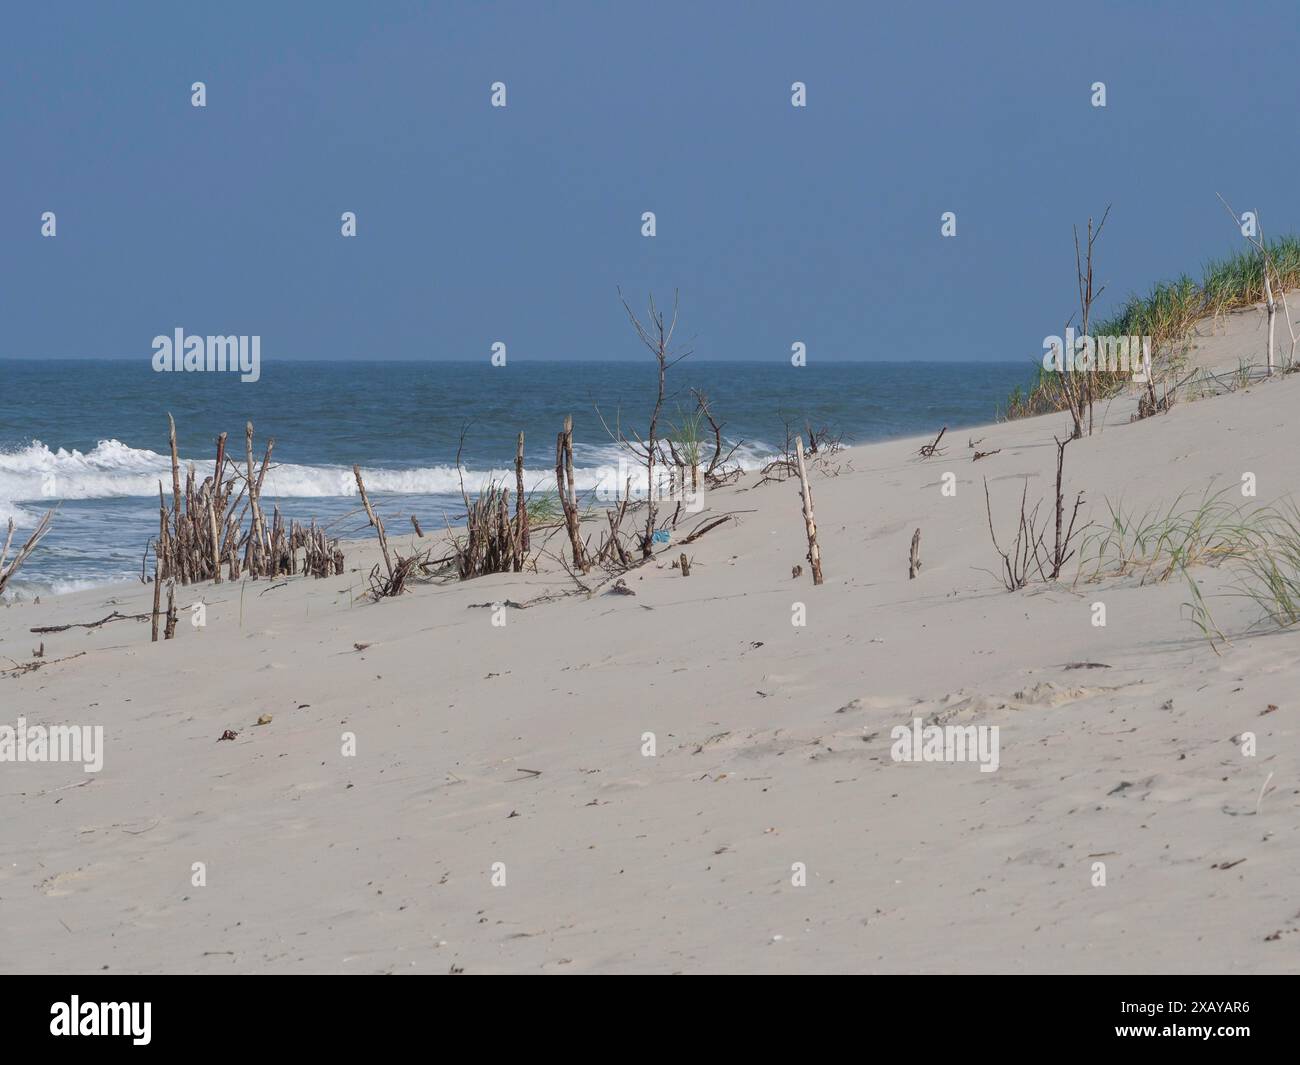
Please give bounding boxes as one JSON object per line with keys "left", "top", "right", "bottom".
{"left": 1004, "top": 235, "right": 1300, "bottom": 419}
{"left": 1075, "top": 487, "right": 1266, "bottom": 586}
{"left": 1077, "top": 485, "right": 1300, "bottom": 643}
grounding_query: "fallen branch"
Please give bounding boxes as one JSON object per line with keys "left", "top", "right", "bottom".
{"left": 31, "top": 611, "right": 150, "bottom": 634}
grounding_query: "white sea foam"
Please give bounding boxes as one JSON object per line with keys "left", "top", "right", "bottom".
{"left": 0, "top": 438, "right": 779, "bottom": 509}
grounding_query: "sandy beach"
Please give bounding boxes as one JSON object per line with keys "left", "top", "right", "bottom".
{"left": 3, "top": 305, "right": 1296, "bottom": 974}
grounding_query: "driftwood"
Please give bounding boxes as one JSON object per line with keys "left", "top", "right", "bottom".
{"left": 151, "top": 555, "right": 162, "bottom": 642}
{"left": 514, "top": 431, "right": 529, "bottom": 566}
{"left": 909, "top": 528, "right": 922, "bottom": 579}
{"left": 354, "top": 465, "right": 394, "bottom": 581}
{"left": 0, "top": 509, "right": 57, "bottom": 597}
{"left": 31, "top": 611, "right": 150, "bottom": 634}
{"left": 794, "top": 435, "right": 824, "bottom": 585}
{"left": 556, "top": 416, "right": 588, "bottom": 572}
{"left": 163, "top": 582, "right": 178, "bottom": 639}
{"left": 151, "top": 417, "right": 340, "bottom": 589}
{"left": 918, "top": 426, "right": 948, "bottom": 458}
{"left": 353, "top": 465, "right": 426, "bottom": 597}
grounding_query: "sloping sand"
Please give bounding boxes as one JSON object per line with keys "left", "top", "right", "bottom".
{"left": 2, "top": 308, "right": 1297, "bottom": 973}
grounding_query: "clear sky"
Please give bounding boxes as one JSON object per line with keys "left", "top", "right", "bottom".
{"left": 3, "top": 1, "right": 1297, "bottom": 362}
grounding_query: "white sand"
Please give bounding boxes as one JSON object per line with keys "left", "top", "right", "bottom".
{"left": 2, "top": 307, "right": 1297, "bottom": 973}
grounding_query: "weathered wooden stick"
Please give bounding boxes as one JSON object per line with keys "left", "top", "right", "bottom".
{"left": 353, "top": 464, "right": 394, "bottom": 579}
{"left": 909, "top": 528, "right": 922, "bottom": 579}
{"left": 918, "top": 426, "right": 947, "bottom": 458}
{"left": 244, "top": 422, "right": 263, "bottom": 577}
{"left": 515, "top": 431, "right": 529, "bottom": 564}
{"left": 157, "top": 483, "right": 170, "bottom": 580}
{"left": 207, "top": 490, "right": 222, "bottom": 584}
{"left": 150, "top": 554, "right": 162, "bottom": 643}
{"left": 411, "top": 515, "right": 424, "bottom": 537}
{"left": 164, "top": 582, "right": 177, "bottom": 639}
{"left": 166, "top": 412, "right": 183, "bottom": 537}
{"left": 556, "top": 416, "right": 587, "bottom": 572}
{"left": 1264, "top": 267, "right": 1277, "bottom": 375}
{"left": 606, "top": 509, "right": 631, "bottom": 566}
{"left": 253, "top": 438, "right": 275, "bottom": 559}
{"left": 213, "top": 431, "right": 228, "bottom": 488}
{"left": 794, "top": 435, "right": 824, "bottom": 585}
{"left": 679, "top": 552, "right": 691, "bottom": 576}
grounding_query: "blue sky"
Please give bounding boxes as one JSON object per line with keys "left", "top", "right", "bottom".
{"left": 3, "top": 1, "right": 1297, "bottom": 362}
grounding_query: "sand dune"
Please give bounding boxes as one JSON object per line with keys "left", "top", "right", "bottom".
{"left": 2, "top": 306, "right": 1298, "bottom": 973}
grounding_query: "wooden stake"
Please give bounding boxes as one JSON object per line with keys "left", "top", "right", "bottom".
{"left": 556, "top": 416, "right": 587, "bottom": 572}
{"left": 515, "top": 431, "right": 529, "bottom": 563}
{"left": 150, "top": 554, "right": 162, "bottom": 642}
{"left": 794, "top": 436, "right": 823, "bottom": 585}
{"left": 909, "top": 528, "right": 922, "bottom": 579}
{"left": 207, "top": 490, "right": 222, "bottom": 584}
{"left": 353, "top": 464, "right": 394, "bottom": 579}
{"left": 245, "top": 422, "right": 264, "bottom": 577}
{"left": 166, "top": 412, "right": 183, "bottom": 536}
{"left": 163, "top": 582, "right": 177, "bottom": 639}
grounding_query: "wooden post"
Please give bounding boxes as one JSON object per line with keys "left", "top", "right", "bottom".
{"left": 1264, "top": 268, "right": 1277, "bottom": 376}
{"left": 679, "top": 552, "right": 691, "bottom": 576}
{"left": 214, "top": 431, "right": 228, "bottom": 488}
{"left": 253, "top": 438, "right": 275, "bottom": 560}
{"left": 207, "top": 490, "right": 222, "bottom": 584}
{"left": 909, "top": 528, "right": 922, "bottom": 579}
{"left": 163, "top": 582, "right": 177, "bottom": 639}
{"left": 150, "top": 553, "right": 162, "bottom": 642}
{"left": 556, "top": 416, "right": 587, "bottom": 572}
{"left": 166, "top": 412, "right": 183, "bottom": 532}
{"left": 794, "top": 435, "right": 823, "bottom": 585}
{"left": 244, "top": 422, "right": 263, "bottom": 577}
{"left": 157, "top": 483, "right": 170, "bottom": 581}
{"left": 515, "top": 431, "right": 529, "bottom": 564}
{"left": 353, "top": 464, "right": 394, "bottom": 580}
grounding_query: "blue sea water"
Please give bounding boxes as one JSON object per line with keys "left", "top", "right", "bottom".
{"left": 0, "top": 359, "right": 1036, "bottom": 593}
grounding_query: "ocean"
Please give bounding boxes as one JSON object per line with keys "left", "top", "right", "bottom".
{"left": 0, "top": 359, "right": 1036, "bottom": 594}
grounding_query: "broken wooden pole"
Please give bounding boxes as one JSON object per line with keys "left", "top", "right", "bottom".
{"left": 207, "top": 490, "right": 222, "bottom": 584}
{"left": 515, "top": 431, "right": 529, "bottom": 564}
{"left": 794, "top": 435, "right": 824, "bottom": 585}
{"left": 556, "top": 416, "right": 587, "bottom": 572}
{"left": 606, "top": 509, "right": 630, "bottom": 567}
{"left": 150, "top": 554, "right": 162, "bottom": 642}
{"left": 909, "top": 528, "right": 922, "bottom": 579}
{"left": 244, "top": 422, "right": 264, "bottom": 577}
{"left": 163, "top": 582, "right": 178, "bottom": 639}
{"left": 353, "top": 464, "right": 394, "bottom": 580}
